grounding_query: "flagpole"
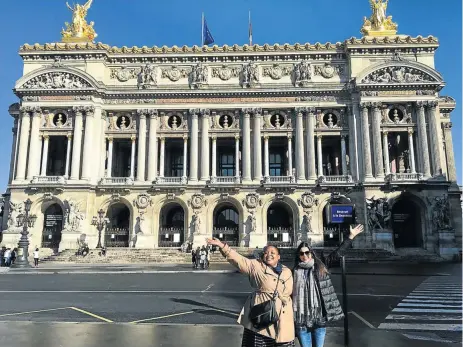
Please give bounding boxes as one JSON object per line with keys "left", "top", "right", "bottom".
{"left": 248, "top": 10, "right": 252, "bottom": 46}
{"left": 201, "top": 12, "right": 204, "bottom": 46}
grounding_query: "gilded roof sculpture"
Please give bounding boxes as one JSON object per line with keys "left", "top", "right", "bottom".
{"left": 61, "top": 0, "right": 97, "bottom": 43}
{"left": 361, "top": 0, "right": 398, "bottom": 37}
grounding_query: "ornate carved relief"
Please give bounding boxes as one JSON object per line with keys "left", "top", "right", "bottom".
{"left": 110, "top": 67, "right": 140, "bottom": 82}
{"left": 161, "top": 66, "right": 190, "bottom": 82}
{"left": 211, "top": 65, "right": 240, "bottom": 81}
{"left": 293, "top": 61, "right": 312, "bottom": 86}
{"left": 188, "top": 193, "right": 207, "bottom": 211}
{"left": 263, "top": 64, "right": 292, "bottom": 80}
{"left": 242, "top": 193, "right": 262, "bottom": 211}
{"left": 137, "top": 64, "right": 158, "bottom": 89}
{"left": 21, "top": 72, "right": 92, "bottom": 89}
{"left": 43, "top": 110, "right": 72, "bottom": 128}
{"left": 63, "top": 199, "right": 85, "bottom": 233}
{"left": 7, "top": 200, "right": 23, "bottom": 231}
{"left": 314, "top": 63, "right": 343, "bottom": 79}
{"left": 108, "top": 113, "right": 136, "bottom": 131}
{"left": 105, "top": 98, "right": 156, "bottom": 105}
{"left": 190, "top": 62, "right": 209, "bottom": 89}
{"left": 297, "top": 191, "right": 319, "bottom": 214}
{"left": 366, "top": 197, "right": 391, "bottom": 231}
{"left": 241, "top": 62, "right": 260, "bottom": 87}
{"left": 427, "top": 195, "right": 452, "bottom": 231}
{"left": 134, "top": 193, "right": 152, "bottom": 210}
{"left": 361, "top": 66, "right": 435, "bottom": 84}
{"left": 295, "top": 96, "right": 336, "bottom": 102}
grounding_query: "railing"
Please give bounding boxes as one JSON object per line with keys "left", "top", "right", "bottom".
{"left": 318, "top": 175, "right": 353, "bottom": 184}
{"left": 155, "top": 176, "right": 187, "bottom": 184}
{"left": 212, "top": 227, "right": 238, "bottom": 235}
{"left": 213, "top": 227, "right": 239, "bottom": 246}
{"left": 211, "top": 176, "right": 240, "bottom": 184}
{"left": 267, "top": 227, "right": 293, "bottom": 248}
{"left": 99, "top": 177, "right": 134, "bottom": 185}
{"left": 32, "top": 176, "right": 66, "bottom": 184}
{"left": 105, "top": 227, "right": 130, "bottom": 247}
{"left": 158, "top": 227, "right": 184, "bottom": 248}
{"left": 387, "top": 173, "right": 423, "bottom": 181}
{"left": 264, "top": 176, "right": 295, "bottom": 184}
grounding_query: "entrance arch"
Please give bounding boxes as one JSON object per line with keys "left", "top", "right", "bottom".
{"left": 42, "top": 203, "right": 63, "bottom": 252}
{"left": 391, "top": 198, "right": 422, "bottom": 248}
{"left": 267, "top": 202, "right": 294, "bottom": 247}
{"left": 105, "top": 203, "right": 130, "bottom": 247}
{"left": 159, "top": 203, "right": 185, "bottom": 247}
{"left": 213, "top": 204, "right": 240, "bottom": 246}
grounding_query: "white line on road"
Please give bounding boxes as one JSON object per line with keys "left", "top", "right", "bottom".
{"left": 407, "top": 295, "right": 462, "bottom": 299}
{"left": 378, "top": 323, "right": 462, "bottom": 331}
{"left": 131, "top": 311, "right": 195, "bottom": 323}
{"left": 348, "top": 311, "right": 376, "bottom": 329}
{"left": 398, "top": 303, "right": 462, "bottom": 308}
{"left": 403, "top": 299, "right": 462, "bottom": 304}
{"left": 201, "top": 284, "right": 215, "bottom": 293}
{"left": 392, "top": 308, "right": 462, "bottom": 314}
{"left": 386, "top": 314, "right": 462, "bottom": 321}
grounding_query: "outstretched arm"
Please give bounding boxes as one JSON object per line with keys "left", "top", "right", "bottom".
{"left": 66, "top": 2, "right": 74, "bottom": 11}
{"left": 324, "top": 224, "right": 364, "bottom": 268}
{"left": 83, "top": 0, "right": 94, "bottom": 11}
{"left": 206, "top": 237, "right": 254, "bottom": 275}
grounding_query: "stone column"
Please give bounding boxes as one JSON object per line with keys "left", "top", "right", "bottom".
{"left": 382, "top": 131, "right": 390, "bottom": 175}
{"left": 136, "top": 112, "right": 147, "bottom": 181}
{"left": 64, "top": 134, "right": 72, "bottom": 179}
{"left": 235, "top": 135, "right": 240, "bottom": 181}
{"left": 26, "top": 109, "right": 42, "bottom": 180}
{"left": 189, "top": 110, "right": 199, "bottom": 181}
{"left": 16, "top": 109, "right": 30, "bottom": 180}
{"left": 211, "top": 136, "right": 217, "bottom": 179}
{"left": 200, "top": 110, "right": 210, "bottom": 181}
{"left": 147, "top": 111, "right": 158, "bottom": 182}
{"left": 106, "top": 137, "right": 113, "bottom": 177}
{"left": 263, "top": 135, "right": 270, "bottom": 179}
{"left": 8, "top": 118, "right": 19, "bottom": 183}
{"left": 317, "top": 135, "right": 323, "bottom": 177}
{"left": 407, "top": 129, "right": 416, "bottom": 174}
{"left": 130, "top": 135, "right": 136, "bottom": 179}
{"left": 182, "top": 136, "right": 188, "bottom": 179}
{"left": 40, "top": 135, "right": 49, "bottom": 176}
{"left": 287, "top": 134, "right": 293, "bottom": 177}
{"left": 341, "top": 135, "right": 348, "bottom": 176}
{"left": 295, "top": 108, "right": 305, "bottom": 181}
{"left": 159, "top": 137, "right": 165, "bottom": 177}
{"left": 416, "top": 102, "right": 431, "bottom": 178}
{"left": 242, "top": 110, "right": 252, "bottom": 182}
{"left": 253, "top": 110, "right": 263, "bottom": 181}
{"left": 348, "top": 105, "right": 360, "bottom": 180}
{"left": 306, "top": 108, "right": 317, "bottom": 180}
{"left": 371, "top": 103, "right": 384, "bottom": 178}
{"left": 360, "top": 103, "right": 373, "bottom": 178}
{"left": 70, "top": 107, "right": 84, "bottom": 180}
{"left": 427, "top": 101, "right": 442, "bottom": 176}
{"left": 81, "top": 107, "right": 95, "bottom": 180}
{"left": 442, "top": 123, "right": 456, "bottom": 181}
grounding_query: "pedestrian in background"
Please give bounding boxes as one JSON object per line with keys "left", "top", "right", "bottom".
{"left": 292, "top": 224, "right": 364, "bottom": 347}
{"left": 33, "top": 248, "right": 40, "bottom": 268}
{"left": 4, "top": 248, "right": 11, "bottom": 267}
{"left": 207, "top": 237, "right": 295, "bottom": 347}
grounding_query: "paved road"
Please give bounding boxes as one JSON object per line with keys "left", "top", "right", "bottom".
{"left": 0, "top": 263, "right": 461, "bottom": 344}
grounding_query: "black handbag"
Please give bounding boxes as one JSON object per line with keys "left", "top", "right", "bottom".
{"left": 248, "top": 273, "right": 281, "bottom": 330}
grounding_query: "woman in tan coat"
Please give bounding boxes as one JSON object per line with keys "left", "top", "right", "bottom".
{"left": 206, "top": 237, "right": 295, "bottom": 347}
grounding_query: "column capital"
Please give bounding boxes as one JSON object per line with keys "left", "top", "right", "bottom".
{"left": 234, "top": 134, "right": 240, "bottom": 140}
{"left": 72, "top": 106, "right": 85, "bottom": 116}
{"left": 360, "top": 102, "right": 371, "bottom": 110}
{"left": 42, "top": 134, "right": 49, "bottom": 140}
{"left": 20, "top": 106, "right": 41, "bottom": 116}
{"left": 83, "top": 106, "right": 95, "bottom": 117}
{"left": 199, "top": 108, "right": 211, "bottom": 117}
{"left": 442, "top": 122, "right": 453, "bottom": 130}
{"left": 316, "top": 134, "right": 323, "bottom": 139}
{"left": 287, "top": 133, "right": 293, "bottom": 140}
{"left": 263, "top": 134, "right": 269, "bottom": 140}
{"left": 160, "top": 136, "right": 166, "bottom": 142}
{"left": 211, "top": 135, "right": 217, "bottom": 141}
{"left": 137, "top": 109, "right": 158, "bottom": 118}
{"left": 242, "top": 108, "right": 262, "bottom": 117}
{"left": 67, "top": 133, "right": 73, "bottom": 139}
{"left": 407, "top": 128, "right": 414, "bottom": 135}
{"left": 416, "top": 101, "right": 426, "bottom": 109}
{"left": 295, "top": 107, "right": 308, "bottom": 116}
{"left": 131, "top": 135, "right": 136, "bottom": 142}
{"left": 189, "top": 108, "right": 200, "bottom": 119}
{"left": 183, "top": 135, "right": 188, "bottom": 141}
{"left": 341, "top": 134, "right": 347, "bottom": 140}
{"left": 426, "top": 100, "right": 438, "bottom": 110}
{"left": 107, "top": 136, "right": 114, "bottom": 142}
{"left": 382, "top": 130, "right": 388, "bottom": 136}
{"left": 371, "top": 102, "right": 382, "bottom": 110}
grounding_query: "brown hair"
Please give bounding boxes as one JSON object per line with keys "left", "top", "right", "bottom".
{"left": 293, "top": 242, "right": 329, "bottom": 277}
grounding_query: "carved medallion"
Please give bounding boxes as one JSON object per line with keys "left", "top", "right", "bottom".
{"left": 110, "top": 67, "right": 140, "bottom": 82}
{"left": 188, "top": 193, "right": 207, "bottom": 210}
{"left": 298, "top": 191, "right": 319, "bottom": 213}
{"left": 263, "top": 64, "right": 292, "bottom": 80}
{"left": 314, "top": 63, "right": 343, "bottom": 79}
{"left": 161, "top": 66, "right": 189, "bottom": 82}
{"left": 212, "top": 65, "right": 240, "bottom": 81}
{"left": 134, "top": 193, "right": 152, "bottom": 210}
{"left": 242, "top": 193, "right": 262, "bottom": 211}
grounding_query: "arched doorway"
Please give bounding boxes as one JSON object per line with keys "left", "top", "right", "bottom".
{"left": 267, "top": 202, "right": 293, "bottom": 247}
{"left": 159, "top": 203, "right": 185, "bottom": 247}
{"left": 42, "top": 203, "right": 63, "bottom": 253}
{"left": 213, "top": 204, "right": 239, "bottom": 246}
{"left": 105, "top": 203, "right": 130, "bottom": 247}
{"left": 391, "top": 198, "right": 422, "bottom": 248}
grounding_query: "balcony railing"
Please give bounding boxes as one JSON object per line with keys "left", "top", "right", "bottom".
{"left": 213, "top": 227, "right": 239, "bottom": 247}
{"left": 155, "top": 176, "right": 187, "bottom": 185}
{"left": 99, "top": 177, "right": 134, "bottom": 185}
{"left": 264, "top": 176, "right": 295, "bottom": 184}
{"left": 31, "top": 176, "right": 66, "bottom": 184}
{"left": 317, "top": 175, "right": 353, "bottom": 184}
{"left": 267, "top": 227, "right": 293, "bottom": 248}
{"left": 210, "top": 176, "right": 240, "bottom": 184}
{"left": 386, "top": 173, "right": 423, "bottom": 182}
{"left": 159, "top": 227, "right": 184, "bottom": 247}
{"left": 212, "top": 227, "right": 238, "bottom": 235}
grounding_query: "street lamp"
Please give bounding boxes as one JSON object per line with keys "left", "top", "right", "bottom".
{"left": 92, "top": 209, "right": 109, "bottom": 248}
{"left": 11, "top": 198, "right": 37, "bottom": 268}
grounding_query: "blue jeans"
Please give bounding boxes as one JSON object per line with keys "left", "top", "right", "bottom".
{"left": 296, "top": 326, "right": 326, "bottom": 347}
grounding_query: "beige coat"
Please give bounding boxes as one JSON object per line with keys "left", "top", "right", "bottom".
{"left": 221, "top": 244, "right": 295, "bottom": 343}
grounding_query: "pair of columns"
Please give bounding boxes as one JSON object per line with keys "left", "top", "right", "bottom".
{"left": 157, "top": 136, "right": 188, "bottom": 179}
{"left": 39, "top": 134, "right": 72, "bottom": 177}
{"left": 106, "top": 136, "right": 136, "bottom": 179}
{"left": 211, "top": 135, "right": 240, "bottom": 181}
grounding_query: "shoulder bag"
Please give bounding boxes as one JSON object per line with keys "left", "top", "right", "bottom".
{"left": 248, "top": 273, "right": 281, "bottom": 330}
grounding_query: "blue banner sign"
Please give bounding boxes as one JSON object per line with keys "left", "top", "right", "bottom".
{"left": 328, "top": 204, "right": 355, "bottom": 224}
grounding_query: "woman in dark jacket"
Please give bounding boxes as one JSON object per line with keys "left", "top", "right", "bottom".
{"left": 292, "top": 224, "right": 364, "bottom": 347}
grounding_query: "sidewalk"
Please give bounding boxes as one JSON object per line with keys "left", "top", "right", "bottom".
{"left": 4, "top": 262, "right": 459, "bottom": 276}
{"left": 0, "top": 322, "right": 458, "bottom": 347}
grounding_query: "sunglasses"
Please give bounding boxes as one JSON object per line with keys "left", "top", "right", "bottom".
{"left": 299, "top": 251, "right": 311, "bottom": 256}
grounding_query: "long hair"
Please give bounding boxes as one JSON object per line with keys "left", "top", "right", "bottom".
{"left": 293, "top": 242, "right": 328, "bottom": 278}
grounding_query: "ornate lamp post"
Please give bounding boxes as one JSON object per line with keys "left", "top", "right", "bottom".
{"left": 92, "top": 209, "right": 109, "bottom": 248}
{"left": 11, "top": 198, "right": 37, "bottom": 268}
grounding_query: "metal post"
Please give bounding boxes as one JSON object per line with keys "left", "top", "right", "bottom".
{"left": 339, "top": 224, "right": 349, "bottom": 346}
{"left": 11, "top": 199, "right": 36, "bottom": 268}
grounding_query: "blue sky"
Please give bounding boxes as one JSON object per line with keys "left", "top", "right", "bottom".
{"left": 0, "top": 0, "right": 460, "bottom": 189}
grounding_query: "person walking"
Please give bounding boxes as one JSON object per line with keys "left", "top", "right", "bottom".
{"left": 33, "top": 248, "right": 40, "bottom": 268}
{"left": 4, "top": 248, "right": 11, "bottom": 267}
{"left": 207, "top": 237, "right": 295, "bottom": 347}
{"left": 191, "top": 248, "right": 197, "bottom": 268}
{"left": 292, "top": 224, "right": 364, "bottom": 347}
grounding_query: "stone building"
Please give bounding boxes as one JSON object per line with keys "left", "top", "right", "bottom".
{"left": 2, "top": 1, "right": 461, "bottom": 258}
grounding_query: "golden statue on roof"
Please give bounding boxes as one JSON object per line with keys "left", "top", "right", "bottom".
{"left": 361, "top": 0, "right": 398, "bottom": 37}
{"left": 61, "top": 0, "right": 97, "bottom": 42}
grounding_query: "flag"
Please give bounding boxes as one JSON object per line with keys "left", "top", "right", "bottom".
{"left": 248, "top": 11, "right": 253, "bottom": 46}
{"left": 202, "top": 14, "right": 215, "bottom": 45}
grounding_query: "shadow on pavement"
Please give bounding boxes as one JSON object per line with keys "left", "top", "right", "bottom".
{"left": 171, "top": 298, "right": 240, "bottom": 319}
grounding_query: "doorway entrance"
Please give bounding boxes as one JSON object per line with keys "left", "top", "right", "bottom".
{"left": 392, "top": 199, "right": 422, "bottom": 248}
{"left": 42, "top": 204, "right": 63, "bottom": 253}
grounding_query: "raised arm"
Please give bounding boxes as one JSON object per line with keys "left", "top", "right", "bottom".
{"left": 66, "top": 2, "right": 74, "bottom": 11}
{"left": 206, "top": 238, "right": 255, "bottom": 275}
{"left": 324, "top": 224, "right": 364, "bottom": 268}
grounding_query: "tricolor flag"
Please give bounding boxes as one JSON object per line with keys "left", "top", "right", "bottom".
{"left": 202, "top": 13, "right": 215, "bottom": 46}
{"left": 248, "top": 11, "right": 253, "bottom": 46}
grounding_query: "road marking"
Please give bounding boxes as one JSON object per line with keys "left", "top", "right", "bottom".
{"left": 199, "top": 307, "right": 240, "bottom": 317}
{"left": 386, "top": 314, "right": 462, "bottom": 321}
{"left": 68, "top": 307, "right": 113, "bottom": 323}
{"left": 392, "top": 308, "right": 462, "bottom": 314}
{"left": 398, "top": 303, "right": 462, "bottom": 308}
{"left": 349, "top": 311, "right": 375, "bottom": 329}
{"left": 407, "top": 295, "right": 462, "bottom": 299}
{"left": 0, "top": 307, "right": 70, "bottom": 317}
{"left": 403, "top": 299, "right": 462, "bottom": 304}
{"left": 402, "top": 333, "right": 455, "bottom": 344}
{"left": 130, "top": 311, "right": 195, "bottom": 323}
{"left": 201, "top": 284, "right": 214, "bottom": 293}
{"left": 378, "top": 323, "right": 462, "bottom": 331}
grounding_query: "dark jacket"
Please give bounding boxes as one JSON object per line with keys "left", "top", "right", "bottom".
{"left": 295, "top": 238, "right": 352, "bottom": 327}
